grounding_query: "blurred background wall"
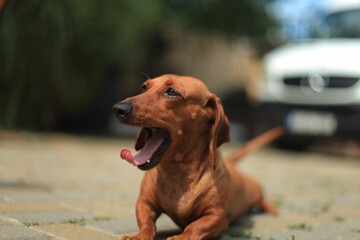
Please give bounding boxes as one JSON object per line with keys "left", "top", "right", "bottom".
{"left": 0, "top": 0, "right": 277, "bottom": 135}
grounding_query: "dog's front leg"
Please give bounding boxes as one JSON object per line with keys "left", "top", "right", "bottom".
{"left": 121, "top": 199, "right": 160, "bottom": 240}
{"left": 167, "top": 210, "right": 228, "bottom": 240}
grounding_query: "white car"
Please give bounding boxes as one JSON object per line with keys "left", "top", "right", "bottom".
{"left": 260, "top": 1, "right": 360, "bottom": 148}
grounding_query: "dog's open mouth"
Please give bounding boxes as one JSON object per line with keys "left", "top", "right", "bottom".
{"left": 120, "top": 128, "right": 170, "bottom": 170}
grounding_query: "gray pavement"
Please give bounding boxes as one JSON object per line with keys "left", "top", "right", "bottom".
{"left": 0, "top": 131, "right": 359, "bottom": 240}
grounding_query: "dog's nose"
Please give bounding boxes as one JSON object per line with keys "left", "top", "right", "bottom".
{"left": 112, "top": 102, "right": 132, "bottom": 119}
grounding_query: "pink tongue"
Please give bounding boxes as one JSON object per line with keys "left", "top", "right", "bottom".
{"left": 120, "top": 130, "right": 166, "bottom": 166}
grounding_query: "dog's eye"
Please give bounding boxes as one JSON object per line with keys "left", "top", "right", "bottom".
{"left": 141, "top": 83, "right": 147, "bottom": 92}
{"left": 164, "top": 87, "right": 179, "bottom": 97}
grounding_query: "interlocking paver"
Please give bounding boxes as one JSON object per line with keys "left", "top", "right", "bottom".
{"left": 259, "top": 218, "right": 360, "bottom": 240}
{"left": 2, "top": 211, "right": 93, "bottom": 225}
{"left": 64, "top": 199, "right": 135, "bottom": 218}
{"left": 0, "top": 132, "right": 359, "bottom": 239}
{"left": 0, "top": 202, "right": 69, "bottom": 213}
{"left": 86, "top": 218, "right": 137, "bottom": 236}
{"left": 86, "top": 214, "right": 179, "bottom": 236}
{"left": 33, "top": 223, "right": 118, "bottom": 240}
{"left": 0, "top": 189, "right": 99, "bottom": 203}
{"left": 0, "top": 219, "right": 12, "bottom": 226}
{"left": 0, "top": 225, "right": 56, "bottom": 240}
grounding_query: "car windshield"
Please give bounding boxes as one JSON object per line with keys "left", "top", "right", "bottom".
{"left": 314, "top": 9, "right": 360, "bottom": 38}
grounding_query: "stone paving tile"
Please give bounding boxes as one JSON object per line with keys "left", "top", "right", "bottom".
{"left": 0, "top": 225, "right": 56, "bottom": 240}
{"left": 33, "top": 223, "right": 118, "bottom": 240}
{"left": 0, "top": 181, "right": 49, "bottom": 192}
{"left": 156, "top": 215, "right": 179, "bottom": 232}
{"left": 0, "top": 189, "right": 99, "bottom": 203}
{"left": 0, "top": 202, "right": 70, "bottom": 213}
{"left": 1, "top": 132, "right": 360, "bottom": 239}
{"left": 86, "top": 218, "right": 137, "bottom": 236}
{"left": 2, "top": 211, "right": 94, "bottom": 226}
{"left": 86, "top": 214, "right": 179, "bottom": 237}
{"left": 259, "top": 218, "right": 360, "bottom": 240}
{"left": 64, "top": 199, "right": 135, "bottom": 218}
{"left": 0, "top": 219, "right": 13, "bottom": 226}
{"left": 230, "top": 207, "right": 360, "bottom": 235}
{"left": 221, "top": 212, "right": 360, "bottom": 240}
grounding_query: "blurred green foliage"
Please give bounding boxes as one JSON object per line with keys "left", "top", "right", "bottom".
{"left": 169, "top": 0, "right": 275, "bottom": 36}
{"left": 0, "top": 0, "right": 275, "bottom": 132}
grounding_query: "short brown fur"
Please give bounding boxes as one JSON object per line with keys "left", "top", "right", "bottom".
{"left": 113, "top": 75, "right": 283, "bottom": 240}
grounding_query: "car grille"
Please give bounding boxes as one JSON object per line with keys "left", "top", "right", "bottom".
{"left": 283, "top": 76, "right": 360, "bottom": 88}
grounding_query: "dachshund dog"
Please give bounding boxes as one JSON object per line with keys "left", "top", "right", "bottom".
{"left": 113, "top": 74, "right": 284, "bottom": 240}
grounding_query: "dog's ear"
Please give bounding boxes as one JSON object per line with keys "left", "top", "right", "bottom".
{"left": 135, "top": 127, "right": 148, "bottom": 150}
{"left": 205, "top": 95, "right": 230, "bottom": 170}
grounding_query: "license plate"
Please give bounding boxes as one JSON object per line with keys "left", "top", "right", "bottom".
{"left": 286, "top": 110, "right": 337, "bottom": 136}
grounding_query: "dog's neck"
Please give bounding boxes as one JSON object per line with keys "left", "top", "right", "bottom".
{"left": 156, "top": 144, "right": 219, "bottom": 183}
{"left": 154, "top": 127, "right": 219, "bottom": 178}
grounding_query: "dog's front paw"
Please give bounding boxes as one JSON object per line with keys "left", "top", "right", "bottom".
{"left": 166, "top": 232, "right": 195, "bottom": 240}
{"left": 120, "top": 234, "right": 152, "bottom": 240}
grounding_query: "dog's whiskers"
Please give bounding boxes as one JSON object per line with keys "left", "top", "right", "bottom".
{"left": 140, "top": 72, "right": 151, "bottom": 80}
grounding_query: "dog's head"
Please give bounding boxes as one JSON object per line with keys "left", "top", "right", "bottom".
{"left": 113, "top": 74, "right": 229, "bottom": 170}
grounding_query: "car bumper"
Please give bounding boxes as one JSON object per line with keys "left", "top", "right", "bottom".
{"left": 260, "top": 103, "right": 360, "bottom": 139}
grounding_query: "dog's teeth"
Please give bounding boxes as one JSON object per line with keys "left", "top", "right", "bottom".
{"left": 147, "top": 159, "right": 151, "bottom": 163}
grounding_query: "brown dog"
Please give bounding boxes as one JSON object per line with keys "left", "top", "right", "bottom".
{"left": 113, "top": 74, "right": 283, "bottom": 240}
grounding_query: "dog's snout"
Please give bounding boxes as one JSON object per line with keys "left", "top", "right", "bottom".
{"left": 113, "top": 102, "right": 132, "bottom": 119}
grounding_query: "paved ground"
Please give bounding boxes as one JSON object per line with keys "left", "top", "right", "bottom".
{"left": 0, "top": 131, "right": 359, "bottom": 240}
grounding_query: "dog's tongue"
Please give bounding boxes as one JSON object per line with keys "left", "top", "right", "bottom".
{"left": 120, "top": 130, "right": 166, "bottom": 166}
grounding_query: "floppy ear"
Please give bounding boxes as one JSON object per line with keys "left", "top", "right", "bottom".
{"left": 205, "top": 95, "right": 230, "bottom": 170}
{"left": 135, "top": 127, "right": 148, "bottom": 150}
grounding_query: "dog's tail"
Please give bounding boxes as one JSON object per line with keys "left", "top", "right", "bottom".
{"left": 226, "top": 126, "right": 285, "bottom": 164}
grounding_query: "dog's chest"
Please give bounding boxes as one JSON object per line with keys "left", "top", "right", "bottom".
{"left": 158, "top": 187, "right": 201, "bottom": 226}
{"left": 156, "top": 175, "right": 217, "bottom": 227}
{"left": 158, "top": 179, "right": 191, "bottom": 204}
